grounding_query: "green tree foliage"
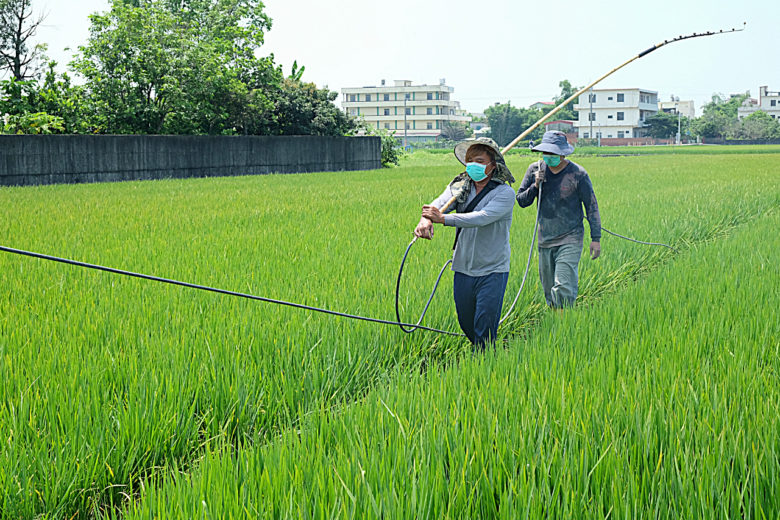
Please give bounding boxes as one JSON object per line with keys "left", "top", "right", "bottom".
{"left": 485, "top": 102, "right": 543, "bottom": 147}
{"left": 730, "top": 111, "right": 780, "bottom": 140}
{"left": 551, "top": 79, "right": 582, "bottom": 121}
{"left": 72, "top": 0, "right": 282, "bottom": 135}
{"left": 268, "top": 77, "right": 354, "bottom": 136}
{"left": 0, "top": 63, "right": 91, "bottom": 134}
{"left": 644, "top": 111, "right": 688, "bottom": 139}
{"left": 1, "top": 110, "right": 64, "bottom": 133}
{"left": 690, "top": 92, "right": 749, "bottom": 138}
{"left": 440, "top": 120, "right": 472, "bottom": 141}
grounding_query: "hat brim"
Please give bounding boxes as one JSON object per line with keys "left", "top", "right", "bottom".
{"left": 531, "top": 142, "right": 574, "bottom": 156}
{"left": 454, "top": 140, "right": 502, "bottom": 165}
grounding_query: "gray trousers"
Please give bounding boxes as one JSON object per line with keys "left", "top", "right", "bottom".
{"left": 538, "top": 242, "right": 582, "bottom": 308}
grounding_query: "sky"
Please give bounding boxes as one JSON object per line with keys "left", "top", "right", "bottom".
{"left": 34, "top": 0, "right": 780, "bottom": 117}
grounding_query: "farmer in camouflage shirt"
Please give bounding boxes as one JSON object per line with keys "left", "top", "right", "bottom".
{"left": 516, "top": 131, "right": 601, "bottom": 308}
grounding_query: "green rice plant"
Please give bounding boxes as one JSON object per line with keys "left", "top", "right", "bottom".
{"left": 0, "top": 152, "right": 778, "bottom": 518}
{"left": 121, "top": 209, "right": 780, "bottom": 519}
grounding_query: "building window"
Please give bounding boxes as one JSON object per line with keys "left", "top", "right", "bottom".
{"left": 617, "top": 93, "right": 624, "bottom": 102}
{"left": 608, "top": 115, "right": 613, "bottom": 119}
{"left": 427, "top": 93, "right": 433, "bottom": 100}
{"left": 405, "top": 108, "right": 411, "bottom": 115}
{"left": 406, "top": 123, "right": 410, "bottom": 129}
{"left": 772, "top": 100, "right": 777, "bottom": 106}
{"left": 427, "top": 122, "right": 433, "bottom": 129}
{"left": 426, "top": 108, "right": 433, "bottom": 115}
{"left": 349, "top": 94, "right": 356, "bottom": 102}
{"left": 607, "top": 96, "right": 613, "bottom": 101}
{"left": 583, "top": 132, "right": 589, "bottom": 138}
{"left": 384, "top": 109, "right": 390, "bottom": 116}
{"left": 588, "top": 113, "right": 596, "bottom": 121}
{"left": 385, "top": 123, "right": 390, "bottom": 129}
{"left": 618, "top": 131, "right": 624, "bottom": 138}
{"left": 349, "top": 108, "right": 357, "bottom": 115}
{"left": 617, "top": 112, "right": 624, "bottom": 121}
{"left": 383, "top": 94, "right": 390, "bottom": 101}
{"left": 588, "top": 93, "right": 596, "bottom": 103}
{"left": 365, "top": 94, "right": 371, "bottom": 102}
{"left": 404, "top": 93, "right": 410, "bottom": 100}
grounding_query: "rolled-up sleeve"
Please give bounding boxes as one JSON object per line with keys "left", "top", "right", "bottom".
{"left": 443, "top": 187, "right": 515, "bottom": 228}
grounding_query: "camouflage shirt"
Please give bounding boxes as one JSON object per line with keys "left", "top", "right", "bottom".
{"left": 515, "top": 160, "right": 601, "bottom": 248}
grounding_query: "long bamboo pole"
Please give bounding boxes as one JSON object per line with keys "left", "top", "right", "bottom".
{"left": 500, "top": 24, "right": 745, "bottom": 155}
{"left": 419, "top": 24, "right": 745, "bottom": 237}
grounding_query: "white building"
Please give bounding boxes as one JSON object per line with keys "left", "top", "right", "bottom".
{"left": 659, "top": 99, "right": 695, "bottom": 119}
{"left": 737, "top": 86, "right": 780, "bottom": 121}
{"left": 573, "top": 88, "right": 659, "bottom": 139}
{"left": 341, "top": 79, "right": 471, "bottom": 142}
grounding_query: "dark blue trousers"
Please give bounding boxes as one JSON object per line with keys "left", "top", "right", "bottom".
{"left": 453, "top": 271, "right": 509, "bottom": 349}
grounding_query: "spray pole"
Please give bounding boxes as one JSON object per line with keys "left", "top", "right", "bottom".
{"left": 410, "top": 24, "right": 745, "bottom": 245}
{"left": 422, "top": 23, "right": 746, "bottom": 218}
{"left": 501, "top": 23, "right": 745, "bottom": 154}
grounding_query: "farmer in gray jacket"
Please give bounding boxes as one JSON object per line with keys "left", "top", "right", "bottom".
{"left": 516, "top": 131, "right": 601, "bottom": 308}
{"left": 415, "top": 138, "right": 515, "bottom": 349}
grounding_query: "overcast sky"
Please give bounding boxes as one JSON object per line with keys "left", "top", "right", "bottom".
{"left": 35, "top": 0, "right": 779, "bottom": 116}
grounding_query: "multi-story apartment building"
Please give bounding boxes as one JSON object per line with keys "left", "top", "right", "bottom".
{"left": 659, "top": 99, "right": 695, "bottom": 119}
{"left": 737, "top": 86, "right": 780, "bottom": 120}
{"left": 341, "top": 79, "right": 471, "bottom": 142}
{"left": 573, "top": 88, "right": 658, "bottom": 139}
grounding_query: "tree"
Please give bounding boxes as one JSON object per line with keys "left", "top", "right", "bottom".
{"left": 551, "top": 79, "right": 581, "bottom": 121}
{"left": 645, "top": 111, "right": 686, "bottom": 139}
{"left": 730, "top": 111, "right": 780, "bottom": 140}
{"left": 0, "top": 62, "right": 91, "bottom": 134}
{"left": 268, "top": 77, "right": 354, "bottom": 136}
{"left": 440, "top": 120, "right": 472, "bottom": 141}
{"left": 485, "top": 102, "right": 543, "bottom": 147}
{"left": 0, "top": 0, "right": 46, "bottom": 80}
{"left": 72, "top": 0, "right": 282, "bottom": 135}
{"left": 690, "top": 92, "right": 749, "bottom": 138}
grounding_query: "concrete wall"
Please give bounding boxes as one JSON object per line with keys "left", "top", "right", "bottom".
{"left": 0, "top": 135, "right": 381, "bottom": 187}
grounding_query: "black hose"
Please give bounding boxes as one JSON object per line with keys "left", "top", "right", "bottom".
{"left": 394, "top": 238, "right": 458, "bottom": 334}
{"left": 0, "top": 245, "right": 464, "bottom": 337}
{"left": 602, "top": 227, "right": 677, "bottom": 252}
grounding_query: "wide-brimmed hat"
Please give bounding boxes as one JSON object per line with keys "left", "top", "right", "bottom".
{"left": 531, "top": 130, "right": 574, "bottom": 156}
{"left": 453, "top": 137, "right": 515, "bottom": 184}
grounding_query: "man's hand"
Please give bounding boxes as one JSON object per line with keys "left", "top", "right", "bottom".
{"left": 590, "top": 241, "right": 601, "bottom": 259}
{"left": 414, "top": 217, "right": 434, "bottom": 240}
{"left": 421, "top": 205, "right": 445, "bottom": 224}
{"left": 535, "top": 165, "right": 546, "bottom": 188}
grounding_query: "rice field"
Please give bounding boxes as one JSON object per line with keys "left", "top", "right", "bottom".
{"left": 0, "top": 149, "right": 778, "bottom": 518}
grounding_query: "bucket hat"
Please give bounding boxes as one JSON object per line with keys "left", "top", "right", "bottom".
{"left": 531, "top": 130, "right": 574, "bottom": 156}
{"left": 453, "top": 137, "right": 515, "bottom": 184}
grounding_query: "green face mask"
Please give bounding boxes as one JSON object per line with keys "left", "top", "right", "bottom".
{"left": 543, "top": 155, "right": 562, "bottom": 168}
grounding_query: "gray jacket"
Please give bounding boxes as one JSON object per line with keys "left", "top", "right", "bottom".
{"left": 430, "top": 182, "right": 515, "bottom": 276}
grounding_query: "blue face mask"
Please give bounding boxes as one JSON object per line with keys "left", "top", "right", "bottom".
{"left": 543, "top": 155, "right": 562, "bottom": 168}
{"left": 465, "top": 162, "right": 488, "bottom": 181}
